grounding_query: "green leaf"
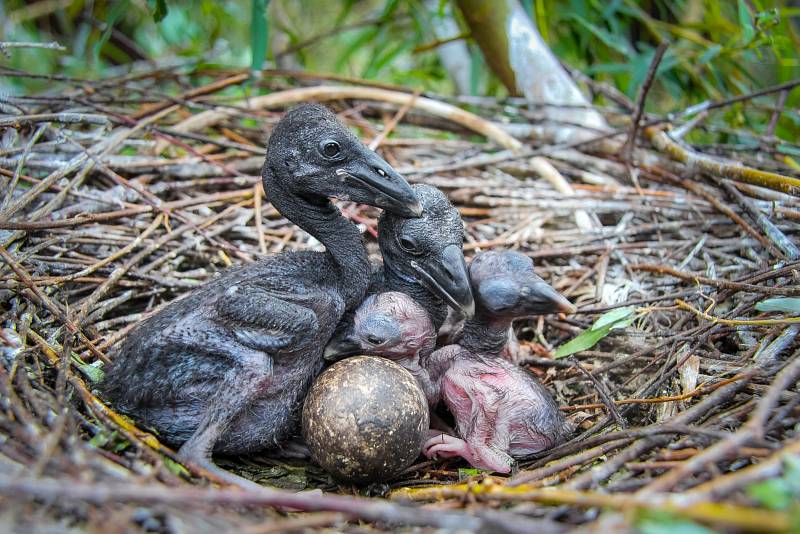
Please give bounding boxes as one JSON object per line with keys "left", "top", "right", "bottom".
{"left": 147, "top": 0, "right": 169, "bottom": 22}
{"left": 458, "top": 468, "right": 480, "bottom": 480}
{"left": 71, "top": 354, "right": 105, "bottom": 384}
{"left": 746, "top": 455, "right": 800, "bottom": 510}
{"left": 594, "top": 306, "right": 635, "bottom": 330}
{"left": 748, "top": 479, "right": 792, "bottom": 510}
{"left": 250, "top": 0, "right": 269, "bottom": 71}
{"left": 92, "top": 1, "right": 128, "bottom": 65}
{"left": 569, "top": 15, "right": 633, "bottom": 56}
{"left": 738, "top": 0, "right": 756, "bottom": 45}
{"left": 756, "top": 298, "right": 800, "bottom": 314}
{"left": 554, "top": 307, "right": 635, "bottom": 358}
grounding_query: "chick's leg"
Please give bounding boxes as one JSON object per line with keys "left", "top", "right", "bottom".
{"left": 177, "top": 345, "right": 272, "bottom": 486}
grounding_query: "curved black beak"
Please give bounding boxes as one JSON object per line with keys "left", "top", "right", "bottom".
{"left": 522, "top": 279, "right": 576, "bottom": 315}
{"left": 339, "top": 151, "right": 422, "bottom": 218}
{"left": 411, "top": 244, "right": 475, "bottom": 319}
{"left": 323, "top": 332, "right": 362, "bottom": 362}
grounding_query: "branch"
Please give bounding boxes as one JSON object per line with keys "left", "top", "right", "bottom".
{"left": 646, "top": 126, "right": 800, "bottom": 195}
{"left": 169, "top": 86, "right": 522, "bottom": 151}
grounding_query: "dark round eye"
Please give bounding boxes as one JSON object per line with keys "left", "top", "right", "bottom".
{"left": 319, "top": 139, "right": 341, "bottom": 159}
{"left": 397, "top": 235, "right": 421, "bottom": 255}
{"left": 366, "top": 334, "right": 384, "bottom": 345}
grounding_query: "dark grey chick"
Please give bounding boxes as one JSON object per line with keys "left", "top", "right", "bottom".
{"left": 101, "top": 104, "right": 421, "bottom": 484}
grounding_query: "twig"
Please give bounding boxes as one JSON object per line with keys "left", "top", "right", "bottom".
{"left": 170, "top": 85, "right": 523, "bottom": 151}
{"left": 569, "top": 356, "right": 626, "bottom": 428}
{"left": 720, "top": 179, "right": 800, "bottom": 260}
{"left": 631, "top": 263, "right": 800, "bottom": 296}
{"left": 0, "top": 245, "right": 109, "bottom": 363}
{"left": 639, "top": 345, "right": 800, "bottom": 494}
{"left": 368, "top": 89, "right": 421, "bottom": 150}
{"left": 646, "top": 125, "right": 800, "bottom": 195}
{"left": 392, "top": 482, "right": 790, "bottom": 532}
{"left": 0, "top": 476, "right": 534, "bottom": 531}
{"left": 0, "top": 41, "right": 66, "bottom": 52}
{"left": 676, "top": 299, "right": 800, "bottom": 326}
{"left": 624, "top": 42, "right": 669, "bottom": 164}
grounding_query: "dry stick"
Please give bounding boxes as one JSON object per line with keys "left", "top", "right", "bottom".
{"left": 630, "top": 263, "right": 800, "bottom": 296}
{"left": 569, "top": 356, "right": 626, "bottom": 428}
{"left": 720, "top": 179, "right": 800, "bottom": 260}
{"left": 168, "top": 85, "right": 522, "bottom": 151}
{"left": 639, "top": 335, "right": 800, "bottom": 494}
{"left": 37, "top": 215, "right": 165, "bottom": 285}
{"left": 0, "top": 40, "right": 66, "bottom": 51}
{"left": 391, "top": 482, "right": 789, "bottom": 533}
{"left": 514, "top": 421, "right": 733, "bottom": 484}
{"left": 765, "top": 89, "right": 788, "bottom": 137}
{"left": 89, "top": 156, "right": 252, "bottom": 262}
{"left": 561, "top": 372, "right": 751, "bottom": 411}
{"left": 0, "top": 245, "right": 109, "bottom": 363}
{"left": 529, "top": 156, "right": 597, "bottom": 232}
{"left": 0, "top": 124, "right": 46, "bottom": 213}
{"left": 513, "top": 439, "right": 629, "bottom": 486}
{"left": 624, "top": 42, "right": 669, "bottom": 165}
{"left": 645, "top": 166, "right": 783, "bottom": 258}
{"left": 243, "top": 512, "right": 346, "bottom": 534}
{"left": 0, "top": 476, "right": 529, "bottom": 532}
{"left": 0, "top": 113, "right": 110, "bottom": 127}
{"left": 564, "top": 371, "right": 755, "bottom": 490}
{"left": 368, "top": 89, "right": 420, "bottom": 150}
{"left": 128, "top": 72, "right": 249, "bottom": 120}
{"left": 137, "top": 201, "right": 254, "bottom": 275}
{"left": 0, "top": 105, "right": 177, "bottom": 223}
{"left": 0, "top": 189, "right": 253, "bottom": 231}
{"left": 74, "top": 215, "right": 165, "bottom": 323}
{"left": 645, "top": 125, "right": 800, "bottom": 195}
{"left": 676, "top": 78, "right": 800, "bottom": 117}
{"left": 26, "top": 330, "right": 231, "bottom": 487}
{"left": 676, "top": 299, "right": 800, "bottom": 326}
{"left": 686, "top": 434, "right": 800, "bottom": 504}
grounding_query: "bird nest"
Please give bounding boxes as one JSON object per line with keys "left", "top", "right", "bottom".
{"left": 1, "top": 68, "right": 798, "bottom": 533}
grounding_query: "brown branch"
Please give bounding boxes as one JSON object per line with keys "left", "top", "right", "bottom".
{"left": 624, "top": 42, "right": 669, "bottom": 164}
{"left": 630, "top": 263, "right": 799, "bottom": 296}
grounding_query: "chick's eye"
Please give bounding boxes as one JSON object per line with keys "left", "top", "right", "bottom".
{"left": 366, "top": 335, "right": 384, "bottom": 345}
{"left": 320, "top": 140, "right": 341, "bottom": 158}
{"left": 398, "top": 235, "right": 421, "bottom": 255}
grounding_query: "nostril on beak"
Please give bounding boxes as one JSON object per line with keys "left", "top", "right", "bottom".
{"left": 374, "top": 167, "right": 387, "bottom": 178}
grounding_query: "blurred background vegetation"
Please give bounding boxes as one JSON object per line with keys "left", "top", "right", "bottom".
{"left": 2, "top": 0, "right": 799, "bottom": 143}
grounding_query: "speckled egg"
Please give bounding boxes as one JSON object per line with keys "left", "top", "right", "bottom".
{"left": 302, "top": 356, "right": 429, "bottom": 485}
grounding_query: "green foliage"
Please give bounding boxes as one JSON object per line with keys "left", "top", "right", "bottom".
{"left": 458, "top": 467, "right": 481, "bottom": 479}
{"left": 148, "top": 0, "right": 169, "bottom": 22}
{"left": 554, "top": 306, "right": 636, "bottom": 358}
{"left": 746, "top": 454, "right": 800, "bottom": 510}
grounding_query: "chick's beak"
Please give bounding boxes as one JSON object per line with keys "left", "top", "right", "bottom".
{"left": 411, "top": 244, "right": 475, "bottom": 319}
{"left": 323, "top": 333, "right": 362, "bottom": 362}
{"left": 340, "top": 151, "right": 422, "bottom": 218}
{"left": 522, "top": 280, "right": 576, "bottom": 315}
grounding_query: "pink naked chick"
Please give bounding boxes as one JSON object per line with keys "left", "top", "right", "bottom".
{"left": 329, "top": 250, "right": 574, "bottom": 473}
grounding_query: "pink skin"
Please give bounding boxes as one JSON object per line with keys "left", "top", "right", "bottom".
{"left": 349, "top": 265, "right": 571, "bottom": 473}
{"left": 421, "top": 345, "right": 563, "bottom": 473}
{"left": 439, "top": 310, "right": 522, "bottom": 363}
